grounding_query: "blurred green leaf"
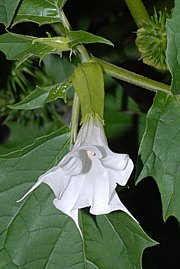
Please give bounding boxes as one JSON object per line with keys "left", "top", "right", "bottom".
{"left": 13, "top": 0, "right": 67, "bottom": 26}
{"left": 166, "top": 0, "right": 180, "bottom": 94}
{"left": 0, "top": 122, "right": 63, "bottom": 155}
{"left": 43, "top": 54, "right": 75, "bottom": 83}
{"left": 0, "top": 33, "right": 65, "bottom": 64}
{"left": 67, "top": 30, "right": 114, "bottom": 47}
{"left": 0, "top": 0, "right": 21, "bottom": 27}
{"left": 32, "top": 36, "right": 71, "bottom": 51}
{"left": 0, "top": 127, "right": 155, "bottom": 269}
{"left": 104, "top": 108, "right": 132, "bottom": 140}
{"left": 29, "top": 30, "right": 113, "bottom": 53}
{"left": 137, "top": 92, "right": 180, "bottom": 221}
{"left": 72, "top": 63, "right": 104, "bottom": 121}
{"left": 8, "top": 81, "right": 71, "bottom": 110}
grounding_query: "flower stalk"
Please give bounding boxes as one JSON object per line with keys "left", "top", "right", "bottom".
{"left": 95, "top": 58, "right": 171, "bottom": 94}
{"left": 70, "top": 92, "right": 80, "bottom": 145}
{"left": 123, "top": 0, "right": 150, "bottom": 27}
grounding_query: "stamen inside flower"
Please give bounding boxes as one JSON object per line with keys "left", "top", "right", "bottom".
{"left": 87, "top": 150, "right": 96, "bottom": 157}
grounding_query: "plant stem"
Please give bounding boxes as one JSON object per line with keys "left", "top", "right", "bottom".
{"left": 95, "top": 58, "right": 171, "bottom": 94}
{"left": 60, "top": 10, "right": 71, "bottom": 30}
{"left": 70, "top": 93, "right": 80, "bottom": 146}
{"left": 59, "top": 11, "right": 90, "bottom": 145}
{"left": 124, "top": 0, "right": 150, "bottom": 27}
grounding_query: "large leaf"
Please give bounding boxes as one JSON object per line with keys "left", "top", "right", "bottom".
{"left": 8, "top": 81, "right": 71, "bottom": 110}
{"left": 81, "top": 211, "right": 156, "bottom": 269}
{"left": 72, "top": 63, "right": 104, "bottom": 122}
{"left": 0, "top": 122, "right": 63, "bottom": 155}
{"left": 137, "top": 92, "right": 180, "bottom": 221}
{"left": 0, "top": 128, "right": 155, "bottom": 268}
{"left": 0, "top": 0, "right": 21, "bottom": 27}
{"left": 166, "top": 0, "right": 180, "bottom": 95}
{"left": 0, "top": 33, "right": 66, "bottom": 64}
{"left": 13, "top": 0, "right": 67, "bottom": 26}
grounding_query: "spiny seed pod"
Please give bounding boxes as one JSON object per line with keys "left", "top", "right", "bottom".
{"left": 136, "top": 8, "right": 170, "bottom": 71}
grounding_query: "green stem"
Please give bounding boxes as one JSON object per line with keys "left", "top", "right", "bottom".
{"left": 60, "top": 10, "right": 71, "bottom": 30}
{"left": 124, "top": 0, "right": 150, "bottom": 27}
{"left": 70, "top": 93, "right": 80, "bottom": 145}
{"left": 59, "top": 11, "right": 90, "bottom": 145}
{"left": 95, "top": 58, "right": 170, "bottom": 94}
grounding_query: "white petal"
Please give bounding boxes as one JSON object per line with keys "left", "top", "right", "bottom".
{"left": 74, "top": 116, "right": 107, "bottom": 148}
{"left": 53, "top": 199, "right": 82, "bottom": 237}
{"left": 101, "top": 150, "right": 130, "bottom": 170}
{"left": 60, "top": 153, "right": 82, "bottom": 176}
{"left": 16, "top": 179, "right": 42, "bottom": 202}
{"left": 17, "top": 165, "right": 70, "bottom": 201}
{"left": 110, "top": 158, "right": 134, "bottom": 186}
{"left": 105, "top": 156, "right": 134, "bottom": 186}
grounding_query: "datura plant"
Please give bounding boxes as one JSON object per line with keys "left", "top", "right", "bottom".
{"left": 0, "top": 0, "right": 179, "bottom": 269}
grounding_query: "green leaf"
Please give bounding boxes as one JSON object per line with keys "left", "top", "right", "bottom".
{"left": 137, "top": 92, "right": 180, "bottom": 221}
{"left": 81, "top": 211, "right": 156, "bottom": 269}
{"left": 8, "top": 81, "right": 71, "bottom": 110}
{"left": 0, "top": 122, "right": 63, "bottom": 155}
{"left": 72, "top": 62, "right": 104, "bottom": 122}
{"left": 67, "top": 30, "right": 114, "bottom": 47}
{"left": 13, "top": 0, "right": 67, "bottom": 26}
{"left": 0, "top": 127, "right": 155, "bottom": 268}
{"left": 104, "top": 108, "right": 133, "bottom": 140}
{"left": 0, "top": 33, "right": 65, "bottom": 64}
{"left": 43, "top": 54, "right": 75, "bottom": 83}
{"left": 0, "top": 0, "right": 21, "bottom": 27}
{"left": 31, "top": 31, "right": 113, "bottom": 52}
{"left": 166, "top": 0, "right": 180, "bottom": 94}
{"left": 32, "top": 36, "right": 71, "bottom": 51}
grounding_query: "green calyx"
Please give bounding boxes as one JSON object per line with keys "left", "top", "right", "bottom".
{"left": 136, "top": 8, "right": 170, "bottom": 71}
{"left": 71, "top": 62, "right": 105, "bottom": 123}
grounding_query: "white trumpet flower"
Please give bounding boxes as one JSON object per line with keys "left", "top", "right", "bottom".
{"left": 18, "top": 115, "right": 134, "bottom": 234}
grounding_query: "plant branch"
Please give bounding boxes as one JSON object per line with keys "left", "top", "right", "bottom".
{"left": 95, "top": 58, "right": 171, "bottom": 94}
{"left": 124, "top": 0, "right": 150, "bottom": 27}
{"left": 59, "top": 11, "right": 90, "bottom": 145}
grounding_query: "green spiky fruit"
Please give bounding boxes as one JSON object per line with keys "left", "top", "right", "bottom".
{"left": 136, "top": 8, "right": 170, "bottom": 71}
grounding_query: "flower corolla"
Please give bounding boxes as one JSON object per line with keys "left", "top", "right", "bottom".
{"left": 18, "top": 116, "right": 134, "bottom": 234}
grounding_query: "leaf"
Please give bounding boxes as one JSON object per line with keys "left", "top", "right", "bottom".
{"left": 43, "top": 54, "right": 75, "bottom": 83}
{"left": 72, "top": 62, "right": 104, "bottom": 122}
{"left": 0, "top": 33, "right": 65, "bottom": 64}
{"left": 13, "top": 0, "right": 67, "bottom": 26}
{"left": 0, "top": 0, "right": 21, "bottom": 27}
{"left": 8, "top": 81, "right": 71, "bottom": 110}
{"left": 0, "top": 122, "right": 63, "bottom": 155}
{"left": 81, "top": 211, "right": 156, "bottom": 269}
{"left": 104, "top": 108, "right": 133, "bottom": 140}
{"left": 32, "top": 36, "right": 71, "bottom": 51}
{"left": 166, "top": 0, "right": 180, "bottom": 95}
{"left": 0, "top": 127, "right": 155, "bottom": 268}
{"left": 137, "top": 92, "right": 180, "bottom": 221}
{"left": 31, "top": 30, "right": 113, "bottom": 53}
{"left": 67, "top": 30, "right": 114, "bottom": 47}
